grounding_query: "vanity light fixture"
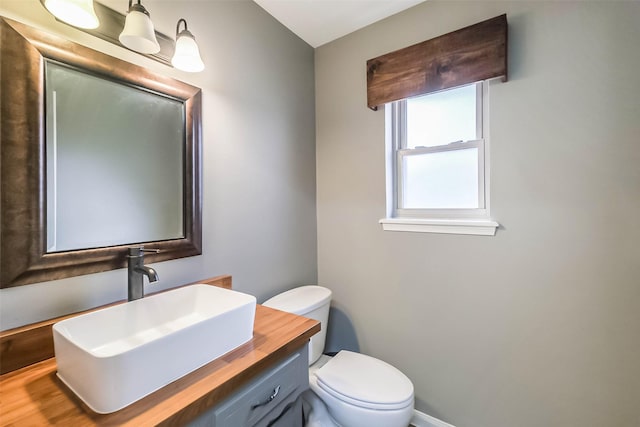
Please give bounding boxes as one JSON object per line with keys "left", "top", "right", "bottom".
{"left": 171, "top": 19, "right": 205, "bottom": 73}
{"left": 40, "top": 0, "right": 203, "bottom": 72}
{"left": 119, "top": 0, "right": 160, "bottom": 54}
{"left": 43, "top": 0, "right": 99, "bottom": 29}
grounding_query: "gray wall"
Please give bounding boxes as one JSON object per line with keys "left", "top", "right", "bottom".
{"left": 0, "top": 0, "right": 317, "bottom": 330}
{"left": 316, "top": 2, "right": 640, "bottom": 427}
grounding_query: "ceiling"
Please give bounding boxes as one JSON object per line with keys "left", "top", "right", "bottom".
{"left": 98, "top": 0, "right": 426, "bottom": 49}
{"left": 253, "top": 0, "right": 426, "bottom": 48}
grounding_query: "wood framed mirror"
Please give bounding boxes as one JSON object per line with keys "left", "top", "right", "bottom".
{"left": 0, "top": 18, "right": 202, "bottom": 288}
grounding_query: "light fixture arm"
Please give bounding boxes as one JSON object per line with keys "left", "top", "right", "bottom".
{"left": 176, "top": 18, "right": 186, "bottom": 35}
{"left": 127, "top": 0, "right": 150, "bottom": 17}
{"left": 176, "top": 18, "right": 195, "bottom": 40}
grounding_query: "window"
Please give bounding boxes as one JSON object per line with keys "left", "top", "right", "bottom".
{"left": 381, "top": 82, "right": 498, "bottom": 235}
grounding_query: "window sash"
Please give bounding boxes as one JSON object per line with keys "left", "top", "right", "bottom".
{"left": 399, "top": 82, "right": 483, "bottom": 149}
{"left": 391, "top": 82, "right": 487, "bottom": 218}
{"left": 396, "top": 140, "right": 486, "bottom": 215}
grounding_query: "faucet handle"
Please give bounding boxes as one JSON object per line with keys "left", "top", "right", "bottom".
{"left": 128, "top": 246, "right": 161, "bottom": 256}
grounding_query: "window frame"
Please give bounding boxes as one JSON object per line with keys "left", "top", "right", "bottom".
{"left": 381, "top": 81, "right": 499, "bottom": 235}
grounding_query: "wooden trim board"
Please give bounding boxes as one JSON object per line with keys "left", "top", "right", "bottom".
{"left": 366, "top": 14, "right": 507, "bottom": 110}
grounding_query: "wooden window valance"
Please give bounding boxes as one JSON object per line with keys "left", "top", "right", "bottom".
{"left": 366, "top": 14, "right": 507, "bottom": 110}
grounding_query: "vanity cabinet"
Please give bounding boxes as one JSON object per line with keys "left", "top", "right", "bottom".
{"left": 189, "top": 345, "right": 308, "bottom": 427}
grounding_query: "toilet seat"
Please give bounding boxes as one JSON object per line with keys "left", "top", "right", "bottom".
{"left": 314, "top": 351, "right": 414, "bottom": 410}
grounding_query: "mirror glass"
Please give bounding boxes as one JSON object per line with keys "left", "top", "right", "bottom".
{"left": 45, "top": 61, "right": 185, "bottom": 252}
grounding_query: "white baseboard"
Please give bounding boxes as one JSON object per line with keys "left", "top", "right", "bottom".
{"left": 411, "top": 409, "right": 456, "bottom": 427}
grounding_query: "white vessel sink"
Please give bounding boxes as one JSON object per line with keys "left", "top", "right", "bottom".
{"left": 53, "top": 284, "right": 256, "bottom": 414}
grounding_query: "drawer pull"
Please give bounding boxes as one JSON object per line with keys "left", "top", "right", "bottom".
{"left": 251, "top": 385, "right": 281, "bottom": 410}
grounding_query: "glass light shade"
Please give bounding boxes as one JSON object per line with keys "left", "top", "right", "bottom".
{"left": 172, "top": 33, "right": 204, "bottom": 73}
{"left": 44, "top": 0, "right": 99, "bottom": 29}
{"left": 119, "top": 9, "right": 160, "bottom": 54}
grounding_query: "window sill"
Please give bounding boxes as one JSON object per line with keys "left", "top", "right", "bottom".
{"left": 379, "top": 218, "right": 499, "bottom": 236}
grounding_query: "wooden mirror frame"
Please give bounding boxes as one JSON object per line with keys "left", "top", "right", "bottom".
{"left": 0, "top": 18, "right": 202, "bottom": 288}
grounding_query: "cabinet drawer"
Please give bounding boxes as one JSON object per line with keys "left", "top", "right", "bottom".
{"left": 193, "top": 345, "right": 308, "bottom": 427}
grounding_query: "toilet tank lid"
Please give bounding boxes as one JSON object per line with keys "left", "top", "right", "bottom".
{"left": 262, "top": 285, "right": 332, "bottom": 315}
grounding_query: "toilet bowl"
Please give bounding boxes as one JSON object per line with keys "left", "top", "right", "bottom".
{"left": 263, "top": 286, "right": 414, "bottom": 427}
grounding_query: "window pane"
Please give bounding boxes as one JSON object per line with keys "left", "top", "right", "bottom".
{"left": 402, "top": 148, "right": 479, "bottom": 209}
{"left": 406, "top": 84, "right": 477, "bottom": 148}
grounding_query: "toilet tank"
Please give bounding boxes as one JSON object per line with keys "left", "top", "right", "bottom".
{"left": 262, "top": 286, "right": 332, "bottom": 365}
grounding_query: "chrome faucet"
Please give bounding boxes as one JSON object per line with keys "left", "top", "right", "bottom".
{"left": 127, "top": 246, "right": 160, "bottom": 301}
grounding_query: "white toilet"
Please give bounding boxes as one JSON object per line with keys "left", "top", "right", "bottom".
{"left": 263, "top": 286, "right": 414, "bottom": 427}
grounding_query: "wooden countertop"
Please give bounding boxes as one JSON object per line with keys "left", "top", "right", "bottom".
{"left": 0, "top": 304, "right": 320, "bottom": 426}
